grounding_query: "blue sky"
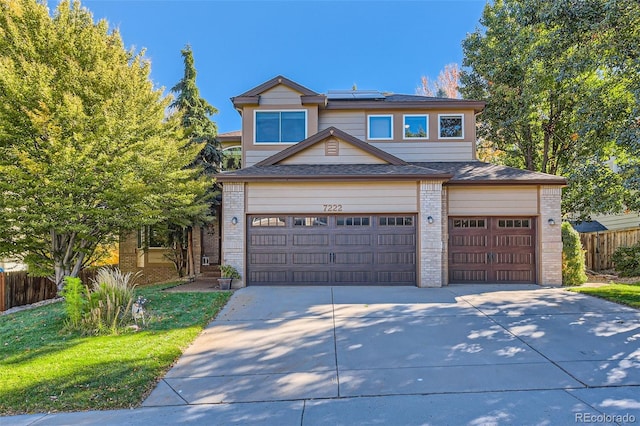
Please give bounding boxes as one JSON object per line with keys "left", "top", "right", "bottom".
{"left": 78, "top": 0, "right": 487, "bottom": 133}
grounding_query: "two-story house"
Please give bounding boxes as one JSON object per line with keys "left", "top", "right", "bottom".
{"left": 216, "top": 75, "right": 566, "bottom": 288}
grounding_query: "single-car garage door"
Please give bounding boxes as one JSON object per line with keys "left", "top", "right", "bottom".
{"left": 247, "top": 215, "right": 416, "bottom": 285}
{"left": 448, "top": 217, "right": 536, "bottom": 284}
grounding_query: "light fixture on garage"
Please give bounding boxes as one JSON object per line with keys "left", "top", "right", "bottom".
{"left": 427, "top": 216, "right": 434, "bottom": 224}
{"left": 548, "top": 218, "right": 556, "bottom": 226}
{"left": 231, "top": 217, "right": 238, "bottom": 225}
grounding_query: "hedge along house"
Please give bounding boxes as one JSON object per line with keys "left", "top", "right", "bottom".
{"left": 217, "top": 76, "right": 566, "bottom": 288}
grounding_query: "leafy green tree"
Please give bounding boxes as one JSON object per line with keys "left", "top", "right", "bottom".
{"left": 0, "top": 0, "right": 210, "bottom": 290}
{"left": 461, "top": 0, "right": 640, "bottom": 219}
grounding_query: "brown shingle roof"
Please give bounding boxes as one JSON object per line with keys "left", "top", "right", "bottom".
{"left": 415, "top": 161, "right": 567, "bottom": 185}
{"left": 325, "top": 95, "right": 485, "bottom": 112}
{"left": 216, "top": 163, "right": 452, "bottom": 182}
{"left": 217, "top": 161, "right": 566, "bottom": 185}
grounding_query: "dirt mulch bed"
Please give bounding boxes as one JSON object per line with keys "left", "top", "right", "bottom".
{"left": 586, "top": 270, "right": 640, "bottom": 285}
{"left": 162, "top": 278, "right": 233, "bottom": 292}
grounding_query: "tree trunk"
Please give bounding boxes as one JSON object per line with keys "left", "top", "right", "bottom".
{"left": 186, "top": 228, "right": 194, "bottom": 276}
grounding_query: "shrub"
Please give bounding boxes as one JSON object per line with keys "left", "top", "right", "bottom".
{"left": 612, "top": 243, "right": 640, "bottom": 277}
{"left": 562, "top": 221, "right": 588, "bottom": 286}
{"left": 61, "top": 267, "right": 140, "bottom": 335}
{"left": 60, "top": 276, "right": 88, "bottom": 329}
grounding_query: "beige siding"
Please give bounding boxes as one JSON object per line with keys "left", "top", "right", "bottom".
{"left": 371, "top": 142, "right": 474, "bottom": 161}
{"left": 448, "top": 186, "right": 538, "bottom": 215}
{"left": 280, "top": 138, "right": 387, "bottom": 165}
{"left": 591, "top": 212, "right": 640, "bottom": 231}
{"left": 147, "top": 249, "right": 173, "bottom": 265}
{"left": 259, "top": 85, "right": 302, "bottom": 105}
{"left": 245, "top": 149, "right": 283, "bottom": 167}
{"left": 247, "top": 182, "right": 418, "bottom": 214}
{"left": 318, "top": 111, "right": 366, "bottom": 139}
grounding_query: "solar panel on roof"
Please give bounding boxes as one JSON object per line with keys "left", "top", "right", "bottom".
{"left": 326, "top": 90, "right": 386, "bottom": 100}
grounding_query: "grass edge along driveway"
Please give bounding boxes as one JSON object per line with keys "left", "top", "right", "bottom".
{"left": 0, "top": 283, "right": 231, "bottom": 415}
{"left": 569, "top": 281, "right": 640, "bottom": 309}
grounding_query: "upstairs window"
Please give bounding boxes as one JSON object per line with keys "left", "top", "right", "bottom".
{"left": 255, "top": 110, "right": 306, "bottom": 143}
{"left": 368, "top": 115, "right": 393, "bottom": 140}
{"left": 403, "top": 115, "right": 428, "bottom": 139}
{"left": 438, "top": 114, "right": 464, "bottom": 139}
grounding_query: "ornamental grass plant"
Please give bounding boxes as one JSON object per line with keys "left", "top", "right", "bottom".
{"left": 61, "top": 267, "right": 140, "bottom": 335}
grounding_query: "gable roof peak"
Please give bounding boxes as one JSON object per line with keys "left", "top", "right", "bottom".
{"left": 255, "top": 126, "right": 407, "bottom": 167}
{"left": 234, "top": 75, "right": 320, "bottom": 98}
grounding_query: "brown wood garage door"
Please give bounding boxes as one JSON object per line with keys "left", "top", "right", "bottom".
{"left": 247, "top": 215, "right": 416, "bottom": 286}
{"left": 448, "top": 217, "right": 536, "bottom": 284}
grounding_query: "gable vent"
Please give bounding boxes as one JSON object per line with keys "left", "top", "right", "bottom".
{"left": 325, "top": 139, "right": 339, "bottom": 156}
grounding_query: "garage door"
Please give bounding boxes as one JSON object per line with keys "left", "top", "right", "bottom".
{"left": 247, "top": 215, "right": 416, "bottom": 285}
{"left": 448, "top": 217, "right": 536, "bottom": 284}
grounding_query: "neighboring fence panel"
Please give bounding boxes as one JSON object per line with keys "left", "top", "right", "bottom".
{"left": 0, "top": 273, "right": 5, "bottom": 312}
{"left": 580, "top": 228, "right": 640, "bottom": 272}
{"left": 0, "top": 269, "right": 104, "bottom": 312}
{"left": 2, "top": 272, "right": 57, "bottom": 311}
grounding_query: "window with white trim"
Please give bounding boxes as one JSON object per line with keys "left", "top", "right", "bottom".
{"left": 438, "top": 114, "right": 464, "bottom": 139}
{"left": 403, "top": 115, "right": 428, "bottom": 139}
{"left": 255, "top": 110, "right": 306, "bottom": 143}
{"left": 367, "top": 115, "right": 393, "bottom": 140}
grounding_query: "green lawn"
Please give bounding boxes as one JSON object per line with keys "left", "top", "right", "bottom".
{"left": 0, "top": 284, "right": 231, "bottom": 415}
{"left": 570, "top": 282, "right": 640, "bottom": 309}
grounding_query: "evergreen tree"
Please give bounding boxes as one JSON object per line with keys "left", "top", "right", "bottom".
{"left": 164, "top": 45, "right": 222, "bottom": 276}
{"left": 170, "top": 45, "right": 222, "bottom": 176}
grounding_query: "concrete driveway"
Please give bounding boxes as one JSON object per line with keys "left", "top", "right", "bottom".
{"left": 7, "top": 285, "right": 640, "bottom": 425}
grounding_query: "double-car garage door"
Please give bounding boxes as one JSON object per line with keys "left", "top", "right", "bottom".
{"left": 247, "top": 214, "right": 416, "bottom": 285}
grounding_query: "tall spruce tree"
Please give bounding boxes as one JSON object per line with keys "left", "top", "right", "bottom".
{"left": 0, "top": 0, "right": 210, "bottom": 289}
{"left": 170, "top": 45, "right": 222, "bottom": 176}
{"left": 164, "top": 45, "right": 221, "bottom": 276}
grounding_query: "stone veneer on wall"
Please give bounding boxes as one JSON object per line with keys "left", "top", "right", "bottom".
{"left": 221, "top": 182, "right": 246, "bottom": 288}
{"left": 420, "top": 180, "right": 445, "bottom": 287}
{"left": 539, "top": 186, "right": 563, "bottom": 286}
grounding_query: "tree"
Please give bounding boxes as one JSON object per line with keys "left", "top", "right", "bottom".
{"left": 417, "top": 63, "right": 461, "bottom": 99}
{"left": 461, "top": 0, "right": 640, "bottom": 219}
{"left": 0, "top": 0, "right": 210, "bottom": 290}
{"left": 170, "top": 45, "right": 222, "bottom": 176}
{"left": 164, "top": 45, "right": 222, "bottom": 277}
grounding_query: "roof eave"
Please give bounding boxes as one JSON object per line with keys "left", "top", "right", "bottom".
{"left": 324, "top": 100, "right": 486, "bottom": 113}
{"left": 217, "top": 173, "right": 454, "bottom": 183}
{"left": 445, "top": 179, "right": 567, "bottom": 186}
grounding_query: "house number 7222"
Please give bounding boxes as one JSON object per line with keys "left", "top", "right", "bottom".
{"left": 323, "top": 204, "right": 343, "bottom": 212}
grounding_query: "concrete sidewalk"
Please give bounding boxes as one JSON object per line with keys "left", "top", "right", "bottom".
{"left": 5, "top": 285, "right": 640, "bottom": 425}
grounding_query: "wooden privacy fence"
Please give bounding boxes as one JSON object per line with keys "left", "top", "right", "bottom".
{"left": 580, "top": 228, "right": 640, "bottom": 272}
{"left": 0, "top": 268, "right": 101, "bottom": 312}
{"left": 0, "top": 272, "right": 56, "bottom": 312}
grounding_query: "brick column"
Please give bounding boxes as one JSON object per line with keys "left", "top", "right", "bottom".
{"left": 420, "top": 180, "right": 445, "bottom": 287}
{"left": 118, "top": 232, "right": 139, "bottom": 274}
{"left": 222, "top": 182, "right": 246, "bottom": 288}
{"left": 539, "top": 186, "right": 563, "bottom": 286}
{"left": 441, "top": 186, "right": 449, "bottom": 286}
